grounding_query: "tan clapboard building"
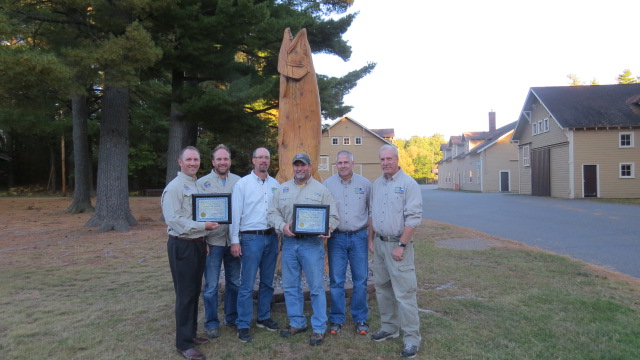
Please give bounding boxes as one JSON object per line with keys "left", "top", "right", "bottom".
{"left": 438, "top": 112, "right": 520, "bottom": 192}
{"left": 319, "top": 116, "right": 393, "bottom": 183}
{"left": 511, "top": 83, "right": 640, "bottom": 198}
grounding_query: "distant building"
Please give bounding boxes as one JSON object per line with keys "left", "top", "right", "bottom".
{"left": 320, "top": 117, "right": 393, "bottom": 182}
{"left": 438, "top": 112, "right": 520, "bottom": 192}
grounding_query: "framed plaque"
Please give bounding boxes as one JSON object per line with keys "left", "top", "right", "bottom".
{"left": 292, "top": 204, "right": 330, "bottom": 236}
{"left": 192, "top": 193, "right": 232, "bottom": 224}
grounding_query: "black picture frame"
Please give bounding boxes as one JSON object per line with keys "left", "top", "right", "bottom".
{"left": 192, "top": 193, "right": 232, "bottom": 224}
{"left": 291, "top": 204, "right": 330, "bottom": 236}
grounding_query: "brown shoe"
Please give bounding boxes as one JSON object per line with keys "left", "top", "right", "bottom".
{"left": 177, "top": 348, "right": 206, "bottom": 360}
{"left": 193, "top": 337, "right": 210, "bottom": 345}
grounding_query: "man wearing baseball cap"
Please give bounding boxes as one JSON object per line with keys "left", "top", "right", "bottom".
{"left": 268, "top": 152, "right": 339, "bottom": 346}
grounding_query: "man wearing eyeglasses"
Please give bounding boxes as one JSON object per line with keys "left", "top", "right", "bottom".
{"left": 229, "top": 147, "right": 281, "bottom": 343}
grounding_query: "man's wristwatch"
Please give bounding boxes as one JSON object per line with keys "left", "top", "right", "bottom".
{"left": 397, "top": 241, "right": 406, "bottom": 247}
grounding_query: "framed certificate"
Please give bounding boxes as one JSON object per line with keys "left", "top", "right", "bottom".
{"left": 292, "top": 204, "right": 330, "bottom": 236}
{"left": 192, "top": 193, "right": 232, "bottom": 224}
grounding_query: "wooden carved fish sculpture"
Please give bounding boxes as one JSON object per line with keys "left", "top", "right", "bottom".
{"left": 275, "top": 28, "right": 322, "bottom": 183}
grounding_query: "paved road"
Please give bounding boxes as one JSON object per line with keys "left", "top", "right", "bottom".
{"left": 421, "top": 185, "right": 640, "bottom": 278}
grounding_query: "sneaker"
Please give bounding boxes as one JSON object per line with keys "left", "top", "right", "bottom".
{"left": 329, "top": 323, "right": 342, "bottom": 334}
{"left": 400, "top": 344, "right": 419, "bottom": 358}
{"left": 206, "top": 327, "right": 220, "bottom": 339}
{"left": 279, "top": 325, "right": 308, "bottom": 338}
{"left": 309, "top": 332, "right": 325, "bottom": 346}
{"left": 237, "top": 328, "right": 253, "bottom": 343}
{"left": 355, "top": 321, "right": 369, "bottom": 335}
{"left": 370, "top": 329, "right": 399, "bottom": 342}
{"left": 256, "top": 318, "right": 280, "bottom": 331}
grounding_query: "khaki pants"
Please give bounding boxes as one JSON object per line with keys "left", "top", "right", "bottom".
{"left": 372, "top": 236, "right": 421, "bottom": 347}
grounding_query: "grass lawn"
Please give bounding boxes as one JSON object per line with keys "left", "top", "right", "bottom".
{"left": 1, "top": 197, "right": 639, "bottom": 359}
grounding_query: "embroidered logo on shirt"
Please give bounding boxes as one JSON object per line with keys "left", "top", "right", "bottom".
{"left": 283, "top": 187, "right": 289, "bottom": 193}
{"left": 184, "top": 184, "right": 191, "bottom": 191}
{"left": 203, "top": 180, "right": 212, "bottom": 189}
{"left": 355, "top": 187, "right": 365, "bottom": 194}
{"left": 271, "top": 187, "right": 278, "bottom": 193}
{"left": 394, "top": 187, "right": 405, "bottom": 194}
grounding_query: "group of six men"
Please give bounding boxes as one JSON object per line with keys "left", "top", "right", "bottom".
{"left": 161, "top": 144, "right": 423, "bottom": 360}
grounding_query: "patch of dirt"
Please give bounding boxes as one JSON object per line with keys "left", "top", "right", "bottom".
{"left": 0, "top": 197, "right": 167, "bottom": 270}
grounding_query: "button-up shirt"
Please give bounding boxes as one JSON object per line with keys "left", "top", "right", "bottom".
{"left": 161, "top": 171, "right": 209, "bottom": 238}
{"left": 229, "top": 171, "right": 280, "bottom": 244}
{"left": 268, "top": 177, "right": 340, "bottom": 234}
{"left": 370, "top": 168, "right": 422, "bottom": 237}
{"left": 197, "top": 171, "right": 240, "bottom": 246}
{"left": 323, "top": 173, "right": 371, "bottom": 232}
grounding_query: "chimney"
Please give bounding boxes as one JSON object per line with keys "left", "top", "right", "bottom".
{"left": 488, "top": 110, "right": 496, "bottom": 132}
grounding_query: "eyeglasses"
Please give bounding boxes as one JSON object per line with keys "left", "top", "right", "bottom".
{"left": 253, "top": 156, "right": 270, "bottom": 160}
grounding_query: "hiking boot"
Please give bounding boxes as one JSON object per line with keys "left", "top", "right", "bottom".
{"left": 400, "top": 344, "right": 419, "bottom": 358}
{"left": 206, "top": 327, "right": 220, "bottom": 339}
{"left": 279, "top": 325, "right": 308, "bottom": 338}
{"left": 309, "top": 332, "right": 325, "bottom": 346}
{"left": 370, "top": 329, "right": 399, "bottom": 342}
{"left": 329, "top": 323, "right": 342, "bottom": 334}
{"left": 256, "top": 318, "right": 280, "bottom": 331}
{"left": 355, "top": 321, "right": 369, "bottom": 335}
{"left": 237, "top": 328, "right": 253, "bottom": 343}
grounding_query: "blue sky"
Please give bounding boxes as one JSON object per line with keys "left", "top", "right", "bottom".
{"left": 314, "top": 0, "right": 640, "bottom": 140}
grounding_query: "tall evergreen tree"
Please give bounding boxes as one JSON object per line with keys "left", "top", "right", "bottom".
{"left": 617, "top": 69, "right": 638, "bottom": 84}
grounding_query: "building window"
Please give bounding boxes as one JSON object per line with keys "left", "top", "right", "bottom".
{"left": 331, "top": 137, "right": 338, "bottom": 145}
{"left": 477, "top": 168, "right": 481, "bottom": 183}
{"left": 522, "top": 145, "right": 530, "bottom": 167}
{"left": 343, "top": 137, "right": 350, "bottom": 145}
{"left": 355, "top": 137, "right": 362, "bottom": 145}
{"left": 319, "top": 156, "right": 329, "bottom": 171}
{"left": 532, "top": 122, "right": 538, "bottom": 136}
{"left": 620, "top": 163, "right": 634, "bottom": 178}
{"left": 543, "top": 118, "right": 550, "bottom": 132}
{"left": 620, "top": 132, "right": 634, "bottom": 148}
{"left": 469, "top": 170, "right": 473, "bottom": 183}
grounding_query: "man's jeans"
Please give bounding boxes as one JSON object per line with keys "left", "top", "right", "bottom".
{"left": 236, "top": 233, "right": 279, "bottom": 330}
{"left": 281, "top": 235, "right": 327, "bottom": 333}
{"left": 328, "top": 228, "right": 369, "bottom": 324}
{"left": 203, "top": 244, "right": 240, "bottom": 329}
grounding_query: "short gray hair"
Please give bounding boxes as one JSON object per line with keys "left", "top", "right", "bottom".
{"left": 336, "top": 150, "right": 354, "bottom": 162}
{"left": 379, "top": 144, "right": 398, "bottom": 157}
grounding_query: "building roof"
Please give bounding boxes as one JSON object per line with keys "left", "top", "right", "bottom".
{"left": 468, "top": 121, "right": 517, "bottom": 154}
{"left": 528, "top": 83, "right": 640, "bottom": 129}
{"left": 324, "top": 117, "right": 393, "bottom": 145}
{"left": 370, "top": 128, "right": 395, "bottom": 139}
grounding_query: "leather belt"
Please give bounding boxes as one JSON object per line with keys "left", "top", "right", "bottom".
{"left": 240, "top": 228, "right": 274, "bottom": 235}
{"left": 378, "top": 235, "right": 399, "bottom": 242}
{"left": 334, "top": 227, "right": 368, "bottom": 235}
{"left": 170, "top": 235, "right": 205, "bottom": 242}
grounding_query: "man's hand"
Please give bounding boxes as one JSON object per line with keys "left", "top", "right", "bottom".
{"left": 283, "top": 222, "right": 296, "bottom": 237}
{"left": 230, "top": 243, "right": 242, "bottom": 257}
{"left": 205, "top": 222, "right": 219, "bottom": 230}
{"left": 391, "top": 245, "right": 404, "bottom": 261}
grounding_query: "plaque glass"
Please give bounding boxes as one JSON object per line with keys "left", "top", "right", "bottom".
{"left": 292, "top": 204, "right": 330, "bottom": 236}
{"left": 192, "top": 193, "right": 231, "bottom": 224}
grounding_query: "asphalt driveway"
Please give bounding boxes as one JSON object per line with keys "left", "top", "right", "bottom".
{"left": 421, "top": 185, "right": 640, "bottom": 278}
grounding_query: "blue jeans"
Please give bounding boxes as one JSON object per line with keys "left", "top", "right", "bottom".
{"left": 236, "top": 233, "right": 279, "bottom": 330}
{"left": 281, "top": 235, "right": 327, "bottom": 333}
{"left": 203, "top": 244, "right": 240, "bottom": 329}
{"left": 328, "top": 228, "right": 369, "bottom": 324}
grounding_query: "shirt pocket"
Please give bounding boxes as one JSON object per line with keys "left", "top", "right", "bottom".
{"left": 303, "top": 193, "right": 323, "bottom": 204}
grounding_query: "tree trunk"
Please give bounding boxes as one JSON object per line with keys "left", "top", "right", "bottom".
{"left": 85, "top": 85, "right": 137, "bottom": 232}
{"left": 165, "top": 68, "right": 197, "bottom": 185}
{"left": 66, "top": 94, "right": 94, "bottom": 214}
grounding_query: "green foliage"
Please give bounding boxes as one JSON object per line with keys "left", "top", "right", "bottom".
{"left": 394, "top": 134, "right": 446, "bottom": 180}
{"left": 617, "top": 69, "right": 638, "bottom": 84}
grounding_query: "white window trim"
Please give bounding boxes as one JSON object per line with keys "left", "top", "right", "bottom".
{"left": 619, "top": 132, "right": 634, "bottom": 148}
{"left": 343, "top": 137, "right": 350, "bottom": 145}
{"left": 355, "top": 136, "right": 363, "bottom": 145}
{"left": 319, "top": 156, "right": 329, "bottom": 171}
{"left": 522, "top": 145, "right": 530, "bottom": 167}
{"left": 619, "top": 162, "right": 635, "bottom": 178}
{"left": 532, "top": 123, "right": 537, "bottom": 136}
{"left": 543, "top": 118, "right": 550, "bottom": 132}
{"left": 331, "top": 137, "right": 339, "bottom": 145}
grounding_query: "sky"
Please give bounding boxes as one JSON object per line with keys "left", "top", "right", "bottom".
{"left": 313, "top": 0, "right": 640, "bottom": 140}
